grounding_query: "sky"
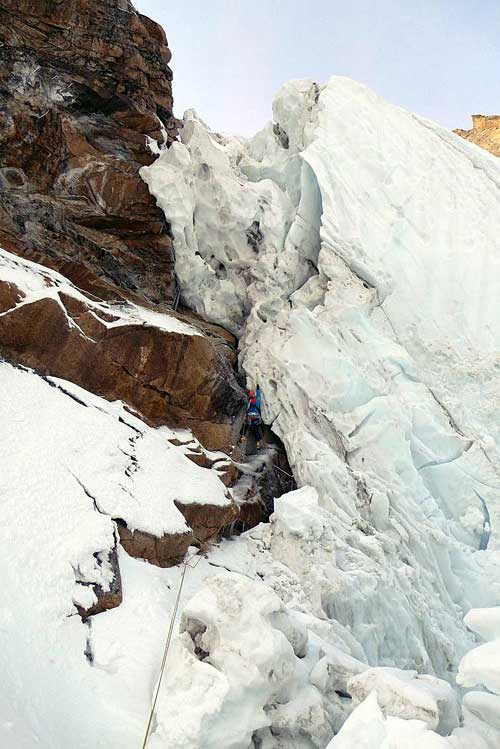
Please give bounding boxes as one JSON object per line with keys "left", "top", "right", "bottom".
{"left": 133, "top": 0, "right": 500, "bottom": 136}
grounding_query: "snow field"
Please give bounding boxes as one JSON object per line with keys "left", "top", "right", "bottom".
{"left": 0, "top": 362, "right": 233, "bottom": 748}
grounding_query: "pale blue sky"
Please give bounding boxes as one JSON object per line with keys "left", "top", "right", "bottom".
{"left": 133, "top": 0, "right": 500, "bottom": 135}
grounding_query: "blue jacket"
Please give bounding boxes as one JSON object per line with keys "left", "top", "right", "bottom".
{"left": 247, "top": 386, "right": 262, "bottom": 417}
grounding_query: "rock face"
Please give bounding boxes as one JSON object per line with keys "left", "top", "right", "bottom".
{"left": 0, "top": 0, "right": 285, "bottom": 647}
{"left": 115, "top": 498, "right": 239, "bottom": 567}
{"left": 0, "top": 0, "right": 250, "bottom": 452}
{"left": 455, "top": 115, "right": 500, "bottom": 157}
{"left": 116, "top": 521, "right": 193, "bottom": 568}
{"left": 75, "top": 544, "right": 123, "bottom": 620}
{"left": 0, "top": 0, "right": 179, "bottom": 303}
{"left": 0, "top": 248, "right": 246, "bottom": 450}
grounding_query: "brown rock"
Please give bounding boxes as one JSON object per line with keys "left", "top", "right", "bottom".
{"left": 0, "top": 288, "right": 246, "bottom": 450}
{"left": 237, "top": 498, "right": 268, "bottom": 529}
{"left": 0, "top": 1, "right": 262, "bottom": 625}
{"left": 0, "top": 0, "right": 248, "bottom": 450}
{"left": 175, "top": 500, "right": 239, "bottom": 544}
{"left": 116, "top": 520, "right": 193, "bottom": 568}
{"left": 185, "top": 450, "right": 218, "bottom": 469}
{"left": 0, "top": 280, "right": 24, "bottom": 312}
{"left": 0, "top": 0, "right": 180, "bottom": 304}
{"left": 455, "top": 115, "right": 500, "bottom": 158}
{"left": 215, "top": 461, "right": 242, "bottom": 488}
{"left": 75, "top": 544, "right": 123, "bottom": 620}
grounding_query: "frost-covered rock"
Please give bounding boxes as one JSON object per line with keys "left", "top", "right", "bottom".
{"left": 0, "top": 361, "right": 245, "bottom": 747}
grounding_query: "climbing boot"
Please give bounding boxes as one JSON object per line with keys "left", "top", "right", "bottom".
{"left": 239, "top": 435, "right": 246, "bottom": 444}
{"left": 256, "top": 440, "right": 261, "bottom": 450}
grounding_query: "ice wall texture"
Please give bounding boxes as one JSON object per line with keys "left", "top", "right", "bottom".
{"left": 329, "top": 605, "right": 500, "bottom": 747}
{"left": 142, "top": 76, "right": 500, "bottom": 681}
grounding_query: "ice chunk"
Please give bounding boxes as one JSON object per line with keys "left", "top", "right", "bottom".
{"left": 348, "top": 667, "right": 459, "bottom": 734}
{"left": 149, "top": 573, "right": 300, "bottom": 748}
{"left": 464, "top": 607, "right": 500, "bottom": 642}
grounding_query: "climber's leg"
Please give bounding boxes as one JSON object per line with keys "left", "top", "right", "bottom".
{"left": 239, "top": 418, "right": 249, "bottom": 443}
{"left": 254, "top": 419, "right": 263, "bottom": 450}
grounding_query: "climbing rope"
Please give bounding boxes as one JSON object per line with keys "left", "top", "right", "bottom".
{"left": 141, "top": 516, "right": 232, "bottom": 748}
{"left": 272, "top": 464, "right": 294, "bottom": 480}
{"left": 141, "top": 560, "right": 189, "bottom": 749}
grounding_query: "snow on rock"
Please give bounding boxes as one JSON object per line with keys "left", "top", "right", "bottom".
{"left": 0, "top": 246, "right": 199, "bottom": 337}
{"left": 142, "top": 75, "right": 500, "bottom": 687}
{"left": 0, "top": 245, "right": 246, "bottom": 451}
{"left": 0, "top": 361, "right": 243, "bottom": 747}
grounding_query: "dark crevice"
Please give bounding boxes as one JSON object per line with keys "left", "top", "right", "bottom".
{"left": 335, "top": 689, "right": 352, "bottom": 700}
{"left": 67, "top": 469, "right": 107, "bottom": 515}
{"left": 84, "top": 620, "right": 94, "bottom": 664}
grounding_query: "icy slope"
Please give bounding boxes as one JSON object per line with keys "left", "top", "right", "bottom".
{"left": 2, "top": 356, "right": 499, "bottom": 747}
{"left": 142, "top": 76, "right": 500, "bottom": 687}
{"left": 0, "top": 362, "right": 234, "bottom": 747}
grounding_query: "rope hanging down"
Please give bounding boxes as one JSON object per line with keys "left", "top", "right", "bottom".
{"left": 141, "top": 560, "right": 189, "bottom": 749}
{"left": 141, "top": 513, "right": 233, "bottom": 748}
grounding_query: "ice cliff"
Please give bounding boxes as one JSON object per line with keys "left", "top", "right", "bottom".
{"left": 140, "top": 76, "right": 500, "bottom": 746}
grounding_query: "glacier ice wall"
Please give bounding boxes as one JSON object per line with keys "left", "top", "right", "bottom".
{"left": 142, "top": 77, "right": 500, "bottom": 683}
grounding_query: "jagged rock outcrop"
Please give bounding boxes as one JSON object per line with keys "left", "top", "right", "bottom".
{"left": 0, "top": 0, "right": 291, "bottom": 651}
{"left": 75, "top": 544, "right": 123, "bottom": 620}
{"left": 116, "top": 521, "right": 193, "bottom": 568}
{"left": 455, "top": 115, "right": 500, "bottom": 157}
{"left": 0, "top": 0, "right": 179, "bottom": 303}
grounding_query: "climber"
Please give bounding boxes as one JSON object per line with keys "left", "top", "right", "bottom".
{"left": 240, "top": 384, "right": 264, "bottom": 449}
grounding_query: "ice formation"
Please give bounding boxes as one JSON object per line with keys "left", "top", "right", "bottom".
{"left": 3, "top": 74, "right": 500, "bottom": 748}
{"left": 328, "top": 604, "right": 500, "bottom": 748}
{"left": 140, "top": 76, "right": 500, "bottom": 745}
